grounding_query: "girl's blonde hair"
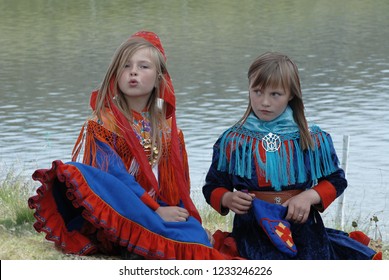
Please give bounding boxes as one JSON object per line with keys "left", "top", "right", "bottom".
{"left": 94, "top": 37, "right": 170, "bottom": 162}
{"left": 240, "top": 52, "right": 313, "bottom": 150}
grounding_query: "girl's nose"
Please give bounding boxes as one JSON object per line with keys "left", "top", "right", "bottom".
{"left": 261, "top": 95, "right": 270, "bottom": 106}
{"left": 129, "top": 65, "right": 138, "bottom": 75}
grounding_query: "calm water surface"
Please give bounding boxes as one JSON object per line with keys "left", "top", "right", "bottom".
{"left": 0, "top": 0, "right": 388, "bottom": 239}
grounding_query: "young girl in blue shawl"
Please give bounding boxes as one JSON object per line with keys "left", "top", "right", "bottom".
{"left": 202, "top": 52, "right": 381, "bottom": 260}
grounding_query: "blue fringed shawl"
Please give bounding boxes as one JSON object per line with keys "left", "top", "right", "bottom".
{"left": 217, "top": 108, "right": 338, "bottom": 191}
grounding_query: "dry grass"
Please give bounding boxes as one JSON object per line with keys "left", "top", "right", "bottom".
{"left": 0, "top": 227, "right": 63, "bottom": 260}
{"left": 0, "top": 227, "right": 120, "bottom": 260}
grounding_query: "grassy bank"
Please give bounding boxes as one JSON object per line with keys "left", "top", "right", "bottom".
{"left": 1, "top": 170, "right": 387, "bottom": 260}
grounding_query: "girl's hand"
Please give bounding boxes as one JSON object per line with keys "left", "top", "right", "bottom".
{"left": 282, "top": 189, "right": 321, "bottom": 224}
{"left": 221, "top": 191, "right": 255, "bottom": 214}
{"left": 156, "top": 206, "right": 189, "bottom": 222}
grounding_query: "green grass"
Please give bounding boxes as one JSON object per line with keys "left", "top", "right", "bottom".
{"left": 0, "top": 169, "right": 388, "bottom": 260}
{"left": 0, "top": 169, "right": 36, "bottom": 229}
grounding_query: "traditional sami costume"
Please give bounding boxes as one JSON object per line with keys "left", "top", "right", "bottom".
{"left": 203, "top": 107, "right": 381, "bottom": 260}
{"left": 28, "top": 31, "right": 225, "bottom": 260}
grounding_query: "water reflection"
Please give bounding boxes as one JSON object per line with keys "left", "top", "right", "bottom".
{"left": 0, "top": 0, "right": 388, "bottom": 238}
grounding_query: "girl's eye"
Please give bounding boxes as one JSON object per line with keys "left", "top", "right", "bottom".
{"left": 124, "top": 64, "right": 151, "bottom": 69}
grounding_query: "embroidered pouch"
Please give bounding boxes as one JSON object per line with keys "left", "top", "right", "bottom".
{"left": 252, "top": 198, "right": 297, "bottom": 257}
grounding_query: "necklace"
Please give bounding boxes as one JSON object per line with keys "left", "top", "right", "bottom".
{"left": 132, "top": 111, "right": 159, "bottom": 165}
{"left": 140, "top": 138, "right": 159, "bottom": 166}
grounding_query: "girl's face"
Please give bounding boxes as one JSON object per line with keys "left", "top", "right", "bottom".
{"left": 118, "top": 47, "right": 158, "bottom": 112}
{"left": 249, "top": 83, "right": 293, "bottom": 122}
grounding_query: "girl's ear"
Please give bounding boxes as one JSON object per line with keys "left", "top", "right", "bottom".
{"left": 288, "top": 94, "right": 294, "bottom": 101}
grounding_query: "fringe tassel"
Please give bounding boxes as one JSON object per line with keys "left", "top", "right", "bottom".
{"left": 217, "top": 126, "right": 338, "bottom": 190}
{"left": 158, "top": 153, "right": 180, "bottom": 206}
{"left": 287, "top": 141, "right": 296, "bottom": 184}
{"left": 246, "top": 137, "right": 254, "bottom": 178}
{"left": 265, "top": 151, "right": 281, "bottom": 190}
{"left": 71, "top": 121, "right": 99, "bottom": 168}
{"left": 294, "top": 139, "right": 306, "bottom": 183}
{"left": 71, "top": 122, "right": 86, "bottom": 162}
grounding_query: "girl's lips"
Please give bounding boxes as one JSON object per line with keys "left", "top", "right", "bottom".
{"left": 129, "top": 80, "right": 138, "bottom": 86}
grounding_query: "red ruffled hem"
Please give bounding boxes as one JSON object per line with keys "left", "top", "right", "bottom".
{"left": 29, "top": 161, "right": 97, "bottom": 255}
{"left": 29, "top": 160, "right": 226, "bottom": 259}
{"left": 349, "top": 231, "right": 382, "bottom": 260}
{"left": 212, "top": 230, "right": 243, "bottom": 259}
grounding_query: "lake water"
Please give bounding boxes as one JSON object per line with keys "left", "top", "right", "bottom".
{"left": 0, "top": 0, "right": 388, "bottom": 240}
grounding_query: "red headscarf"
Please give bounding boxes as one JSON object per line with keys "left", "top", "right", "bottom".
{"left": 90, "top": 31, "right": 201, "bottom": 222}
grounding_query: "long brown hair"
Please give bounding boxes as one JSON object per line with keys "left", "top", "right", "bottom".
{"left": 239, "top": 52, "right": 313, "bottom": 150}
{"left": 94, "top": 37, "right": 170, "bottom": 162}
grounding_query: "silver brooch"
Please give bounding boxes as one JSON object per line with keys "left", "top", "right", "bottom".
{"left": 262, "top": 132, "right": 281, "bottom": 152}
{"left": 274, "top": 196, "right": 282, "bottom": 204}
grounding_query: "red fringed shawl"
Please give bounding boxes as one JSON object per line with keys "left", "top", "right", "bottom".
{"left": 72, "top": 112, "right": 193, "bottom": 214}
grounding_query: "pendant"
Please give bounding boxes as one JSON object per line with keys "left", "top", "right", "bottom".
{"left": 140, "top": 138, "right": 159, "bottom": 165}
{"left": 262, "top": 132, "right": 281, "bottom": 152}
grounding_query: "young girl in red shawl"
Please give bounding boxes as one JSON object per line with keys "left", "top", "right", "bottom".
{"left": 28, "top": 31, "right": 223, "bottom": 260}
